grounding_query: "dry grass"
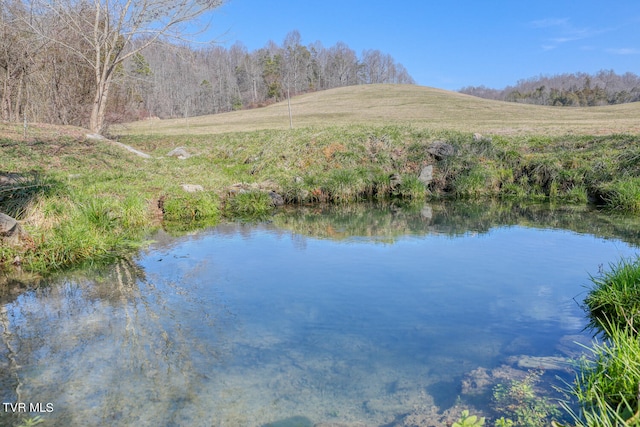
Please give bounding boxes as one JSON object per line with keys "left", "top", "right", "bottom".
{"left": 116, "top": 84, "right": 640, "bottom": 137}
{"left": 0, "top": 121, "right": 88, "bottom": 142}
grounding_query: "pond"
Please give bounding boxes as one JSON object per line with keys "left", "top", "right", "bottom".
{"left": 1, "top": 201, "right": 640, "bottom": 427}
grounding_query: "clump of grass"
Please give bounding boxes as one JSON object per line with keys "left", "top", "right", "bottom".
{"left": 0, "top": 172, "right": 63, "bottom": 219}
{"left": 225, "top": 190, "right": 274, "bottom": 220}
{"left": 162, "top": 191, "right": 220, "bottom": 222}
{"left": 600, "top": 177, "right": 640, "bottom": 213}
{"left": 560, "top": 258, "right": 640, "bottom": 427}
{"left": 23, "top": 195, "right": 148, "bottom": 272}
{"left": 395, "top": 175, "right": 427, "bottom": 200}
{"left": 322, "top": 168, "right": 373, "bottom": 203}
{"left": 563, "top": 323, "right": 640, "bottom": 426}
{"left": 453, "top": 167, "right": 492, "bottom": 199}
{"left": 584, "top": 256, "right": 640, "bottom": 335}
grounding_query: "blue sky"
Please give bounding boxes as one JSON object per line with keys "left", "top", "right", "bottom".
{"left": 200, "top": 0, "right": 640, "bottom": 91}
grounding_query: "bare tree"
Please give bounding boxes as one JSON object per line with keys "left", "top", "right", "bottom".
{"left": 23, "top": 0, "right": 225, "bottom": 134}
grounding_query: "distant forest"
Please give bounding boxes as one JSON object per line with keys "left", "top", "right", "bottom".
{"left": 1, "top": 19, "right": 414, "bottom": 128}
{"left": 459, "top": 70, "right": 640, "bottom": 106}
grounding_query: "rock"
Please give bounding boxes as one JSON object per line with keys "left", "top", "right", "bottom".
{"left": 509, "top": 355, "right": 572, "bottom": 372}
{"left": 0, "top": 173, "right": 23, "bottom": 186}
{"left": 85, "top": 133, "right": 107, "bottom": 140}
{"left": 314, "top": 422, "right": 369, "bottom": 427}
{"left": 418, "top": 165, "right": 434, "bottom": 185}
{"left": 87, "top": 134, "right": 152, "bottom": 158}
{"left": 389, "top": 173, "right": 402, "bottom": 190}
{"left": 167, "top": 147, "right": 191, "bottom": 159}
{"left": 268, "top": 191, "right": 285, "bottom": 206}
{"left": 181, "top": 184, "right": 203, "bottom": 193}
{"left": 427, "top": 141, "right": 455, "bottom": 160}
{"left": 421, "top": 204, "right": 433, "bottom": 219}
{"left": 0, "top": 213, "right": 25, "bottom": 247}
{"left": 0, "top": 213, "right": 19, "bottom": 237}
{"left": 461, "top": 367, "right": 492, "bottom": 395}
{"left": 473, "top": 133, "right": 492, "bottom": 142}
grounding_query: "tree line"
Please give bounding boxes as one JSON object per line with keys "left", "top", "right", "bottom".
{"left": 0, "top": 0, "right": 414, "bottom": 133}
{"left": 110, "top": 30, "right": 415, "bottom": 123}
{"left": 460, "top": 70, "right": 640, "bottom": 106}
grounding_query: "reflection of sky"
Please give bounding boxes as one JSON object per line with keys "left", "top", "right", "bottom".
{"left": 2, "top": 219, "right": 639, "bottom": 426}
{"left": 141, "top": 224, "right": 638, "bottom": 361}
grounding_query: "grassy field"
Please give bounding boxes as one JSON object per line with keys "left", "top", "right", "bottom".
{"left": 2, "top": 84, "right": 640, "bottom": 275}
{"left": 117, "top": 84, "right": 640, "bottom": 136}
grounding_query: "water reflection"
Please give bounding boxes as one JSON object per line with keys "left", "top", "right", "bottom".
{"left": 0, "top": 201, "right": 639, "bottom": 426}
{"left": 272, "top": 200, "right": 640, "bottom": 246}
{"left": 0, "top": 259, "right": 234, "bottom": 426}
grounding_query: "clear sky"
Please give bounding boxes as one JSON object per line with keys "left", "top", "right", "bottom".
{"left": 198, "top": 0, "right": 640, "bottom": 91}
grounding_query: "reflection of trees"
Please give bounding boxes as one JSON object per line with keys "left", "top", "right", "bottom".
{"left": 271, "top": 201, "right": 640, "bottom": 248}
{"left": 0, "top": 258, "right": 234, "bottom": 426}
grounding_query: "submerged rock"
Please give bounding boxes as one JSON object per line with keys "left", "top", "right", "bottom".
{"left": 507, "top": 355, "right": 572, "bottom": 372}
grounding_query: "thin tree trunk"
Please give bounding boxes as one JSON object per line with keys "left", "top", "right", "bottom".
{"left": 89, "top": 75, "right": 111, "bottom": 134}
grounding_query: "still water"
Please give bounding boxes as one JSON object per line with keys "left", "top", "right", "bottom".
{"left": 1, "top": 202, "right": 640, "bottom": 426}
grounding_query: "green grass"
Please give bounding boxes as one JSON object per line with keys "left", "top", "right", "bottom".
{"left": 584, "top": 256, "right": 640, "bottom": 335}
{"left": 563, "top": 323, "right": 640, "bottom": 427}
{"left": 599, "top": 177, "right": 640, "bottom": 213}
{"left": 1, "top": 126, "right": 640, "bottom": 275}
{"left": 560, "top": 258, "right": 640, "bottom": 427}
{"left": 224, "top": 190, "right": 274, "bottom": 221}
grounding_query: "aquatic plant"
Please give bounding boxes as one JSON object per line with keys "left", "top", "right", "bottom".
{"left": 492, "top": 370, "right": 560, "bottom": 427}
{"left": 494, "top": 417, "right": 514, "bottom": 427}
{"left": 17, "top": 415, "right": 44, "bottom": 427}
{"left": 453, "top": 410, "right": 485, "bottom": 427}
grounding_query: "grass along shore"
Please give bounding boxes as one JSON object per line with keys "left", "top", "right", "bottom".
{"left": 1, "top": 121, "right": 640, "bottom": 275}
{"left": 2, "top": 85, "right": 640, "bottom": 274}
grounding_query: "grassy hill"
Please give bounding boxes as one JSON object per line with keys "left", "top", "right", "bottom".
{"left": 118, "top": 84, "right": 640, "bottom": 136}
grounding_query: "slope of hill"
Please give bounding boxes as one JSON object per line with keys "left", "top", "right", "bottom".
{"left": 118, "top": 84, "right": 640, "bottom": 136}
